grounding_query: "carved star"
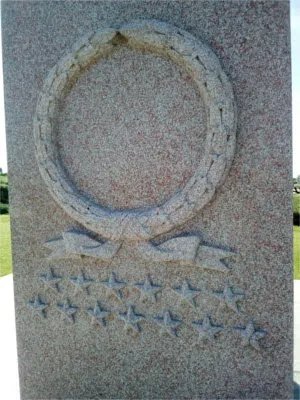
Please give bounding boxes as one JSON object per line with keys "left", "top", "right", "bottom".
{"left": 28, "top": 295, "right": 48, "bottom": 318}
{"left": 57, "top": 299, "right": 78, "bottom": 323}
{"left": 40, "top": 268, "right": 62, "bottom": 292}
{"left": 234, "top": 321, "right": 267, "bottom": 351}
{"left": 101, "top": 272, "right": 126, "bottom": 299}
{"left": 119, "top": 305, "right": 144, "bottom": 333}
{"left": 153, "top": 311, "right": 181, "bottom": 337}
{"left": 133, "top": 275, "right": 162, "bottom": 302}
{"left": 212, "top": 282, "right": 244, "bottom": 313}
{"left": 193, "top": 315, "right": 223, "bottom": 343}
{"left": 70, "top": 270, "right": 94, "bottom": 294}
{"left": 173, "top": 279, "right": 201, "bottom": 307}
{"left": 86, "top": 301, "right": 110, "bottom": 327}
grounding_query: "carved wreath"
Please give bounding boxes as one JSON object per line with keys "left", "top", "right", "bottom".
{"left": 32, "top": 22, "right": 267, "bottom": 346}
{"left": 34, "top": 19, "right": 236, "bottom": 243}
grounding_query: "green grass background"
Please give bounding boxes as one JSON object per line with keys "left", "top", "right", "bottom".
{"left": 0, "top": 174, "right": 8, "bottom": 185}
{"left": 294, "top": 194, "right": 300, "bottom": 214}
{"left": 0, "top": 214, "right": 12, "bottom": 277}
{"left": 0, "top": 174, "right": 9, "bottom": 214}
{"left": 295, "top": 226, "right": 300, "bottom": 280}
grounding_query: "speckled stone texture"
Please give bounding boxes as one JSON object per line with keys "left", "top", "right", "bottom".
{"left": 2, "top": 1, "right": 292, "bottom": 399}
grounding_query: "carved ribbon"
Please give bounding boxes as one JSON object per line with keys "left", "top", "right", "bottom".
{"left": 45, "top": 230, "right": 234, "bottom": 272}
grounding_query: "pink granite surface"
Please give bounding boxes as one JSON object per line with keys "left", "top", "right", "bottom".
{"left": 2, "top": 1, "right": 292, "bottom": 399}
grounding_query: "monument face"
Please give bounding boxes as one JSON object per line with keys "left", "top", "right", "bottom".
{"left": 2, "top": 1, "right": 292, "bottom": 399}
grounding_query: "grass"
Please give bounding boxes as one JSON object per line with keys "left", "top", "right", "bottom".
{"left": 295, "top": 226, "right": 300, "bottom": 280}
{"left": 294, "top": 194, "right": 300, "bottom": 225}
{"left": 0, "top": 174, "right": 8, "bottom": 185}
{"left": 0, "top": 214, "right": 12, "bottom": 277}
{"left": 294, "top": 194, "right": 300, "bottom": 213}
{"left": 0, "top": 174, "right": 9, "bottom": 214}
{"left": 0, "top": 203, "right": 9, "bottom": 214}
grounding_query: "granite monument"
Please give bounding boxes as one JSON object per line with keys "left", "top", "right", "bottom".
{"left": 2, "top": 1, "right": 292, "bottom": 398}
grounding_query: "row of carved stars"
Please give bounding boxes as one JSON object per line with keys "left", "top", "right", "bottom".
{"left": 39, "top": 269, "right": 245, "bottom": 314}
{"left": 27, "top": 295, "right": 266, "bottom": 351}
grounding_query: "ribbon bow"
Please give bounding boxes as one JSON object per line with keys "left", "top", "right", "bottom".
{"left": 45, "top": 230, "right": 234, "bottom": 273}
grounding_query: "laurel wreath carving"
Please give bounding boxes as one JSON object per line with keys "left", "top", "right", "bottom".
{"left": 34, "top": 19, "right": 237, "bottom": 242}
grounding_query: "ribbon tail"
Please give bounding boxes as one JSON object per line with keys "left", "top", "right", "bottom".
{"left": 135, "top": 236, "right": 201, "bottom": 264}
{"left": 44, "top": 237, "right": 81, "bottom": 260}
{"left": 196, "top": 245, "right": 235, "bottom": 272}
{"left": 45, "top": 230, "right": 121, "bottom": 261}
{"left": 135, "top": 236, "right": 235, "bottom": 272}
{"left": 63, "top": 230, "right": 121, "bottom": 260}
